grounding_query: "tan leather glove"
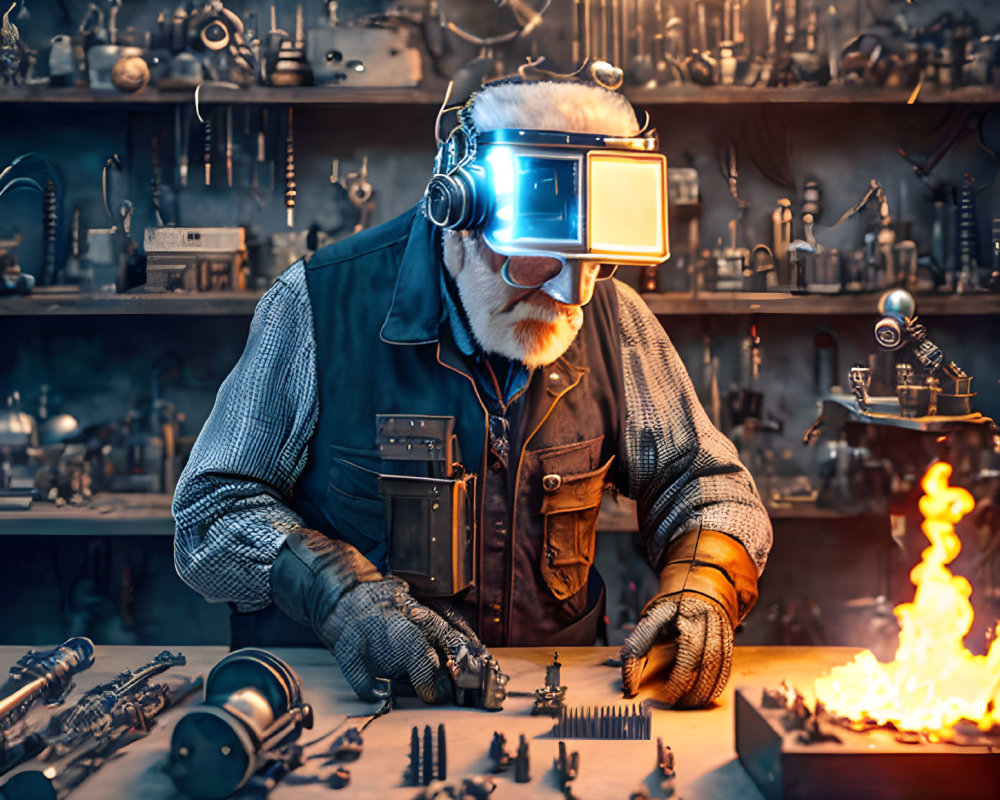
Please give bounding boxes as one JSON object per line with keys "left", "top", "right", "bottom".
{"left": 621, "top": 528, "right": 758, "bottom": 708}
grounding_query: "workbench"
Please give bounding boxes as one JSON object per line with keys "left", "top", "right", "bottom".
{"left": 0, "top": 645, "right": 864, "bottom": 800}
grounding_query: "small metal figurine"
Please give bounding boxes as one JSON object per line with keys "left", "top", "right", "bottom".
{"left": 0, "top": 2, "right": 33, "bottom": 86}
{"left": 532, "top": 651, "right": 567, "bottom": 716}
{"left": 513, "top": 734, "right": 529, "bottom": 783}
{"left": 487, "top": 731, "right": 511, "bottom": 773}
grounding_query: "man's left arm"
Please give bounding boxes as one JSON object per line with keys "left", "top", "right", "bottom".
{"left": 614, "top": 281, "right": 773, "bottom": 707}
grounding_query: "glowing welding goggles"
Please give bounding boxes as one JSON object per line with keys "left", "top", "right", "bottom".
{"left": 425, "top": 125, "right": 669, "bottom": 303}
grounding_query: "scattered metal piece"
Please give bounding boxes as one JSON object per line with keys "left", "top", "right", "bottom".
{"left": 488, "top": 731, "right": 511, "bottom": 773}
{"left": 328, "top": 727, "right": 363, "bottom": 762}
{"left": 437, "top": 723, "right": 447, "bottom": 782}
{"left": 327, "top": 765, "right": 351, "bottom": 789}
{"left": 555, "top": 740, "right": 580, "bottom": 800}
{"left": 514, "top": 734, "right": 530, "bottom": 783}
{"left": 657, "top": 736, "right": 675, "bottom": 778}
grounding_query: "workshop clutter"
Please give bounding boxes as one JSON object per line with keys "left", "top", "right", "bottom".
{"left": 0, "top": 644, "right": 684, "bottom": 799}
{"left": 0, "top": 373, "right": 189, "bottom": 510}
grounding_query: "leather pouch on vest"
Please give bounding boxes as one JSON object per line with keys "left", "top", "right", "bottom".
{"left": 540, "top": 455, "right": 615, "bottom": 600}
{"left": 372, "top": 414, "right": 476, "bottom": 597}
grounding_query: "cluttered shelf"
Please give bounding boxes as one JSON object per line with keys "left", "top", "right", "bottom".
{"left": 4, "top": 288, "right": 999, "bottom": 317}
{"left": 0, "top": 492, "right": 866, "bottom": 537}
{"left": 0, "top": 493, "right": 175, "bottom": 536}
{"left": 0, "top": 288, "right": 262, "bottom": 316}
{"left": 3, "top": 85, "right": 1000, "bottom": 106}
{"left": 643, "top": 291, "right": 1000, "bottom": 316}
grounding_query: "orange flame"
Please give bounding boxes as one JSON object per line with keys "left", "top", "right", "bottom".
{"left": 813, "top": 461, "right": 1000, "bottom": 736}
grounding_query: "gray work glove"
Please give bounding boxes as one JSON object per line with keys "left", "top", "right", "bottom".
{"left": 270, "top": 528, "right": 492, "bottom": 705}
{"left": 620, "top": 593, "right": 734, "bottom": 708}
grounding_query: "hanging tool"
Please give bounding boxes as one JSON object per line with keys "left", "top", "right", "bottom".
{"left": 203, "top": 112, "right": 212, "bottom": 186}
{"left": 175, "top": 105, "right": 188, "bottom": 189}
{"left": 225, "top": 105, "right": 233, "bottom": 188}
{"left": 285, "top": 106, "right": 296, "bottom": 227}
{"left": 343, "top": 156, "right": 374, "bottom": 232}
{"left": 151, "top": 135, "right": 164, "bottom": 228}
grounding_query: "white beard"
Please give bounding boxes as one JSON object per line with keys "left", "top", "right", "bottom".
{"left": 443, "top": 231, "right": 584, "bottom": 369}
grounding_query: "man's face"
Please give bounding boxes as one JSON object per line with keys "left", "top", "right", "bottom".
{"left": 446, "top": 232, "right": 587, "bottom": 369}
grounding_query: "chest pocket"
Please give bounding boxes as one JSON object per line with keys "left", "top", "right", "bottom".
{"left": 540, "top": 454, "right": 615, "bottom": 600}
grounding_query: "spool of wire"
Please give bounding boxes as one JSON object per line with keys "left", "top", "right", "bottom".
{"left": 167, "top": 649, "right": 312, "bottom": 800}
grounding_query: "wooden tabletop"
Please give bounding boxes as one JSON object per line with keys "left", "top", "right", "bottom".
{"left": 0, "top": 645, "right": 863, "bottom": 800}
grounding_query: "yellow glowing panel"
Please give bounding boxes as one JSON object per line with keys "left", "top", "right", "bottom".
{"left": 587, "top": 152, "right": 669, "bottom": 264}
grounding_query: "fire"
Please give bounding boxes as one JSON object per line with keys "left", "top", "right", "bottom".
{"left": 813, "top": 461, "right": 1000, "bottom": 736}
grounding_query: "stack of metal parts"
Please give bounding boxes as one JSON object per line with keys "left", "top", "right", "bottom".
{"left": 406, "top": 724, "right": 447, "bottom": 787}
{"left": 553, "top": 704, "right": 652, "bottom": 740}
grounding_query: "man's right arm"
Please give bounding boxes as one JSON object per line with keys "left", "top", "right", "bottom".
{"left": 172, "top": 260, "right": 319, "bottom": 612}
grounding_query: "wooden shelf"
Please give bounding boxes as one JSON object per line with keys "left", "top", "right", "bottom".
{"left": 626, "top": 84, "right": 1000, "bottom": 105}
{"left": 2, "top": 84, "right": 1000, "bottom": 106}
{"left": 4, "top": 288, "right": 996, "bottom": 317}
{"left": 642, "top": 291, "right": 1000, "bottom": 316}
{"left": 0, "top": 85, "right": 446, "bottom": 106}
{"left": 0, "top": 493, "right": 174, "bottom": 536}
{"left": 0, "top": 288, "right": 262, "bottom": 316}
{"left": 0, "top": 492, "right": 868, "bottom": 536}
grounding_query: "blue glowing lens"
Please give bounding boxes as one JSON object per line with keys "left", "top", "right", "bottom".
{"left": 514, "top": 157, "right": 579, "bottom": 242}
{"left": 484, "top": 148, "right": 582, "bottom": 248}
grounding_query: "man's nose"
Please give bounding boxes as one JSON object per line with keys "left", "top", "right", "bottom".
{"left": 505, "top": 256, "right": 564, "bottom": 288}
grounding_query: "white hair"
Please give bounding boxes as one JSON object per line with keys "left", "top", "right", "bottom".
{"left": 469, "top": 81, "right": 640, "bottom": 136}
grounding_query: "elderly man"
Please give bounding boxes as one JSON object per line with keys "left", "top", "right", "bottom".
{"left": 173, "top": 67, "right": 771, "bottom": 710}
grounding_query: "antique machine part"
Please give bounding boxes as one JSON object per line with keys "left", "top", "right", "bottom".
{"left": 269, "top": 4, "right": 312, "bottom": 86}
{"left": 0, "top": 1, "right": 33, "bottom": 86}
{"left": 0, "top": 660, "right": 200, "bottom": 800}
{"left": 874, "top": 289, "right": 977, "bottom": 416}
{"left": 1, "top": 649, "right": 189, "bottom": 778}
{"left": 847, "top": 365, "right": 871, "bottom": 412}
{"left": 167, "top": 648, "right": 313, "bottom": 800}
{"left": 552, "top": 704, "right": 651, "bottom": 740}
{"left": 532, "top": 651, "right": 567, "bottom": 716}
{"left": 0, "top": 638, "right": 95, "bottom": 734}
{"left": 405, "top": 724, "right": 446, "bottom": 786}
{"left": 0, "top": 153, "right": 64, "bottom": 287}
{"left": 143, "top": 226, "right": 247, "bottom": 292}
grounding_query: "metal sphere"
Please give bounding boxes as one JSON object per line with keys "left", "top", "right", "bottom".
{"left": 877, "top": 288, "right": 915, "bottom": 318}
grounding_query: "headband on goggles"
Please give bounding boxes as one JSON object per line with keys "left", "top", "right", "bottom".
{"left": 425, "top": 116, "right": 670, "bottom": 271}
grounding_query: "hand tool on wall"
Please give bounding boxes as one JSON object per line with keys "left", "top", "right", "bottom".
{"left": 285, "top": 106, "right": 296, "bottom": 228}
{"left": 0, "top": 152, "right": 65, "bottom": 287}
{"left": 151, "top": 135, "right": 164, "bottom": 227}
{"left": 203, "top": 109, "right": 212, "bottom": 186}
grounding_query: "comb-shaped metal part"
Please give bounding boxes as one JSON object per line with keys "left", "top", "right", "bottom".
{"left": 553, "top": 703, "right": 651, "bottom": 740}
